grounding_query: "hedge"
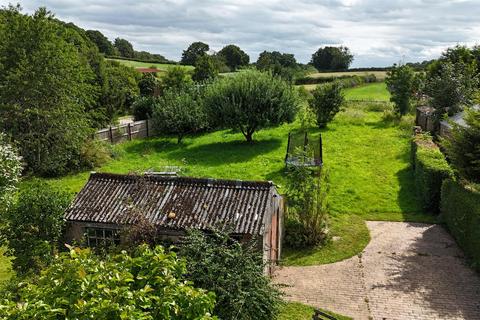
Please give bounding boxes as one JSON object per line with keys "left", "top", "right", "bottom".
{"left": 295, "top": 74, "right": 378, "bottom": 86}
{"left": 412, "top": 134, "right": 453, "bottom": 212}
{"left": 441, "top": 180, "right": 480, "bottom": 271}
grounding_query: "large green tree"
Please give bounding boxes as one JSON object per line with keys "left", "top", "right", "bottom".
{"left": 85, "top": 29, "right": 115, "bottom": 55}
{"left": 311, "top": 46, "right": 353, "bottom": 71}
{"left": 204, "top": 69, "right": 299, "bottom": 142}
{"left": 193, "top": 55, "right": 218, "bottom": 82}
{"left": 0, "top": 6, "right": 95, "bottom": 176}
{"left": 114, "top": 37, "right": 134, "bottom": 58}
{"left": 217, "top": 44, "right": 250, "bottom": 71}
{"left": 386, "top": 64, "right": 419, "bottom": 116}
{"left": 181, "top": 41, "right": 209, "bottom": 66}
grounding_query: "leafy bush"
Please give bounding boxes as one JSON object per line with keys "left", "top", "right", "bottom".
{"left": 204, "top": 69, "right": 299, "bottom": 142}
{"left": 285, "top": 166, "right": 329, "bottom": 248}
{"left": 0, "top": 134, "right": 22, "bottom": 214}
{"left": 179, "top": 230, "right": 282, "bottom": 320}
{"left": 412, "top": 134, "right": 453, "bottom": 212}
{"left": 79, "top": 139, "right": 113, "bottom": 169}
{"left": 385, "top": 64, "right": 418, "bottom": 115}
{"left": 193, "top": 55, "right": 218, "bottom": 82}
{"left": 161, "top": 66, "right": 193, "bottom": 92}
{"left": 138, "top": 73, "right": 158, "bottom": 96}
{"left": 132, "top": 96, "right": 156, "bottom": 121}
{"left": 441, "top": 180, "right": 480, "bottom": 271}
{"left": 152, "top": 87, "right": 207, "bottom": 143}
{"left": 0, "top": 245, "right": 216, "bottom": 319}
{"left": 441, "top": 108, "right": 480, "bottom": 183}
{"left": 0, "top": 180, "right": 70, "bottom": 273}
{"left": 309, "top": 82, "right": 344, "bottom": 128}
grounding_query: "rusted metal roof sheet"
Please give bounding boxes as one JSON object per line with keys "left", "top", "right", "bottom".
{"left": 65, "top": 173, "right": 279, "bottom": 235}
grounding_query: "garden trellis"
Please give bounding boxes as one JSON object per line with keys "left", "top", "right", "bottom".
{"left": 285, "top": 131, "right": 323, "bottom": 167}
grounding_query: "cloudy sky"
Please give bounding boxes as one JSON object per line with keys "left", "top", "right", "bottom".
{"left": 9, "top": 0, "right": 480, "bottom": 67}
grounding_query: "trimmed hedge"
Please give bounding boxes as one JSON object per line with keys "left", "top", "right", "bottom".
{"left": 441, "top": 180, "right": 480, "bottom": 271}
{"left": 412, "top": 134, "right": 453, "bottom": 212}
{"left": 295, "top": 74, "right": 378, "bottom": 86}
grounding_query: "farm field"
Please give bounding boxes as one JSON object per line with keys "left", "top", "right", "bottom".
{"left": 344, "top": 82, "right": 390, "bottom": 101}
{"left": 107, "top": 58, "right": 194, "bottom": 71}
{"left": 308, "top": 70, "right": 388, "bottom": 80}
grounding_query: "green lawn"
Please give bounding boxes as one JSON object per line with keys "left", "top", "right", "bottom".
{"left": 279, "top": 302, "right": 352, "bottom": 320}
{"left": 107, "top": 58, "right": 194, "bottom": 71}
{"left": 344, "top": 82, "right": 390, "bottom": 101}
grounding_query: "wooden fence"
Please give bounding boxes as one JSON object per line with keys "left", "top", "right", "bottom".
{"left": 95, "top": 119, "right": 153, "bottom": 144}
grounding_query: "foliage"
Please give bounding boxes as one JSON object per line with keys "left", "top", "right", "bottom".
{"left": 285, "top": 166, "right": 329, "bottom": 248}
{"left": 256, "top": 51, "right": 300, "bottom": 82}
{"left": 0, "top": 134, "right": 22, "bottom": 214}
{"left": 310, "top": 46, "right": 353, "bottom": 71}
{"left": 152, "top": 87, "right": 207, "bottom": 143}
{"left": 133, "top": 51, "right": 169, "bottom": 63}
{"left": 193, "top": 55, "right": 219, "bottom": 82}
{"left": 386, "top": 64, "right": 418, "bottom": 115}
{"left": 138, "top": 73, "right": 158, "bottom": 96}
{"left": 181, "top": 41, "right": 209, "bottom": 66}
{"left": 309, "top": 82, "right": 344, "bottom": 128}
{"left": 441, "top": 179, "right": 480, "bottom": 271}
{"left": 0, "top": 245, "right": 216, "bottom": 319}
{"left": 0, "top": 6, "right": 95, "bottom": 176}
{"left": 442, "top": 108, "right": 480, "bottom": 183}
{"left": 179, "top": 230, "right": 282, "bottom": 320}
{"left": 412, "top": 134, "right": 453, "bottom": 212}
{"left": 79, "top": 139, "right": 113, "bottom": 169}
{"left": 203, "top": 69, "right": 299, "bottom": 142}
{"left": 211, "top": 54, "right": 231, "bottom": 73}
{"left": 161, "top": 66, "right": 193, "bottom": 92}
{"left": 217, "top": 44, "right": 250, "bottom": 71}
{"left": 86, "top": 29, "right": 115, "bottom": 55}
{"left": 133, "top": 96, "right": 156, "bottom": 121}
{"left": 278, "top": 302, "right": 352, "bottom": 320}
{"left": 0, "top": 180, "right": 70, "bottom": 273}
{"left": 114, "top": 37, "right": 134, "bottom": 58}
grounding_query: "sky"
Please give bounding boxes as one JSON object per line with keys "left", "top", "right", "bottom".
{"left": 7, "top": 0, "right": 480, "bottom": 67}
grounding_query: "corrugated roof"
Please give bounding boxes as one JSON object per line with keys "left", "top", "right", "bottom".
{"left": 65, "top": 173, "right": 279, "bottom": 235}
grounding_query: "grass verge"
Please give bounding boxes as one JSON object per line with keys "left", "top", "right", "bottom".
{"left": 278, "top": 302, "right": 352, "bottom": 320}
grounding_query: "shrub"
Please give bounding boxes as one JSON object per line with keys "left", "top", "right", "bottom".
{"left": 160, "top": 66, "right": 193, "bottom": 92}
{"left": 0, "top": 245, "right": 216, "bottom": 319}
{"left": 441, "top": 108, "right": 480, "bottom": 183}
{"left": 285, "top": 166, "right": 329, "bottom": 248}
{"left": 152, "top": 87, "right": 207, "bottom": 143}
{"left": 309, "top": 82, "right": 344, "bottom": 128}
{"left": 79, "top": 139, "right": 113, "bottom": 169}
{"left": 412, "top": 134, "right": 454, "bottom": 212}
{"left": 193, "top": 55, "right": 218, "bottom": 82}
{"left": 179, "top": 230, "right": 282, "bottom": 320}
{"left": 204, "top": 69, "right": 299, "bottom": 142}
{"left": 441, "top": 180, "right": 480, "bottom": 271}
{"left": 0, "top": 134, "right": 22, "bottom": 214}
{"left": 385, "top": 64, "right": 418, "bottom": 115}
{"left": 138, "top": 73, "right": 158, "bottom": 96}
{"left": 0, "top": 180, "right": 70, "bottom": 273}
{"left": 132, "top": 96, "right": 156, "bottom": 121}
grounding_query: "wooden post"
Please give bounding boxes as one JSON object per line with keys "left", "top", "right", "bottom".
{"left": 109, "top": 126, "right": 114, "bottom": 143}
{"left": 285, "top": 132, "right": 291, "bottom": 165}
{"left": 127, "top": 123, "right": 132, "bottom": 141}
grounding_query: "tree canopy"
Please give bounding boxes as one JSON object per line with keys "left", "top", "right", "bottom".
{"left": 217, "top": 44, "right": 250, "bottom": 71}
{"left": 114, "top": 37, "right": 134, "bottom": 58}
{"left": 86, "top": 29, "right": 115, "bottom": 55}
{"left": 181, "top": 41, "right": 209, "bottom": 66}
{"left": 193, "top": 55, "right": 218, "bottom": 82}
{"left": 311, "top": 46, "right": 353, "bottom": 71}
{"left": 256, "top": 50, "right": 297, "bottom": 70}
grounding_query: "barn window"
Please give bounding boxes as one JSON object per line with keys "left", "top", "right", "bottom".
{"left": 85, "top": 227, "right": 121, "bottom": 247}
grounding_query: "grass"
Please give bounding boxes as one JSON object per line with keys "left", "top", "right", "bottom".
{"left": 278, "top": 302, "right": 352, "bottom": 320}
{"left": 344, "top": 82, "right": 390, "bottom": 101}
{"left": 0, "top": 247, "right": 13, "bottom": 283}
{"left": 308, "top": 70, "right": 388, "bottom": 80}
{"left": 107, "top": 58, "right": 194, "bottom": 72}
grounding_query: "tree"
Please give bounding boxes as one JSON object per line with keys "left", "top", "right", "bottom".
{"left": 152, "top": 87, "right": 207, "bottom": 143}
{"left": 204, "top": 69, "right": 299, "bottom": 142}
{"left": 309, "top": 82, "right": 344, "bottom": 128}
{"left": 138, "top": 73, "right": 158, "bottom": 96}
{"left": 442, "top": 108, "right": 480, "bottom": 183}
{"left": 0, "top": 134, "right": 21, "bottom": 214}
{"left": 385, "top": 64, "right": 418, "bottom": 116}
{"left": 311, "top": 46, "right": 353, "bottom": 71}
{"left": 114, "top": 37, "right": 134, "bottom": 58}
{"left": 132, "top": 96, "right": 156, "bottom": 121}
{"left": 192, "top": 55, "right": 218, "bottom": 82}
{"left": 217, "top": 44, "right": 249, "bottom": 71}
{"left": 1, "top": 180, "right": 69, "bottom": 273}
{"left": 179, "top": 230, "right": 282, "bottom": 320}
{"left": 0, "top": 6, "right": 95, "bottom": 176}
{"left": 85, "top": 30, "right": 115, "bottom": 55}
{"left": 181, "top": 41, "right": 209, "bottom": 66}
{"left": 160, "top": 66, "right": 193, "bottom": 92}
{"left": 256, "top": 50, "right": 297, "bottom": 70}
{"left": 0, "top": 245, "right": 216, "bottom": 319}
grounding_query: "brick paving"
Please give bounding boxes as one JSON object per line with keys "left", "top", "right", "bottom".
{"left": 274, "top": 221, "right": 480, "bottom": 319}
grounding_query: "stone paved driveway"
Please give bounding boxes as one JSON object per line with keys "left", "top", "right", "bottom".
{"left": 275, "top": 221, "right": 480, "bottom": 320}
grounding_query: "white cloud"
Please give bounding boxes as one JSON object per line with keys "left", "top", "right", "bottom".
{"left": 7, "top": 0, "right": 480, "bottom": 67}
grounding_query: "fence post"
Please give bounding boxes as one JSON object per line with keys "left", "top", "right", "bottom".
{"left": 285, "top": 132, "right": 291, "bottom": 165}
{"left": 128, "top": 123, "right": 132, "bottom": 141}
{"left": 109, "top": 126, "right": 114, "bottom": 144}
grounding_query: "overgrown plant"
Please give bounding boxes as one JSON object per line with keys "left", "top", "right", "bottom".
{"left": 309, "top": 82, "right": 344, "bottom": 128}
{"left": 385, "top": 64, "right": 419, "bottom": 116}
{"left": 285, "top": 164, "right": 330, "bottom": 248}
{"left": 0, "top": 134, "right": 22, "bottom": 214}
{"left": 179, "top": 230, "right": 283, "bottom": 320}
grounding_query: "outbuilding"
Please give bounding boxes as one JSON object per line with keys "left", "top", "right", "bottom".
{"left": 64, "top": 172, "right": 284, "bottom": 266}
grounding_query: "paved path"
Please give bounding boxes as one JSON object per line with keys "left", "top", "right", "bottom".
{"left": 275, "top": 221, "right": 480, "bottom": 319}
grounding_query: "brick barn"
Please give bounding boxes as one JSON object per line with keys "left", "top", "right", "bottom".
{"left": 64, "top": 172, "right": 284, "bottom": 265}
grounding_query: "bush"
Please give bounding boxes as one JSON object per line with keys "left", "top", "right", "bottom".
{"left": 132, "top": 96, "right": 156, "bottom": 121}
{"left": 441, "top": 180, "right": 480, "bottom": 271}
{"left": 385, "top": 64, "right": 418, "bottom": 115}
{"left": 193, "top": 55, "right": 218, "bottom": 82}
{"left": 285, "top": 166, "right": 329, "bottom": 248}
{"left": 160, "top": 66, "right": 193, "bottom": 92}
{"left": 0, "top": 180, "right": 70, "bottom": 273}
{"left": 309, "top": 82, "right": 344, "bottom": 128}
{"left": 179, "top": 230, "right": 282, "bottom": 320}
{"left": 412, "top": 134, "right": 453, "bottom": 212}
{"left": 0, "top": 245, "right": 216, "bottom": 319}
{"left": 79, "top": 139, "right": 113, "bottom": 169}
{"left": 0, "top": 134, "right": 22, "bottom": 214}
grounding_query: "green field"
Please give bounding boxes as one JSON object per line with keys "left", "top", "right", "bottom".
{"left": 309, "top": 70, "right": 388, "bottom": 80}
{"left": 344, "top": 82, "right": 390, "bottom": 101}
{"left": 107, "top": 58, "right": 194, "bottom": 71}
